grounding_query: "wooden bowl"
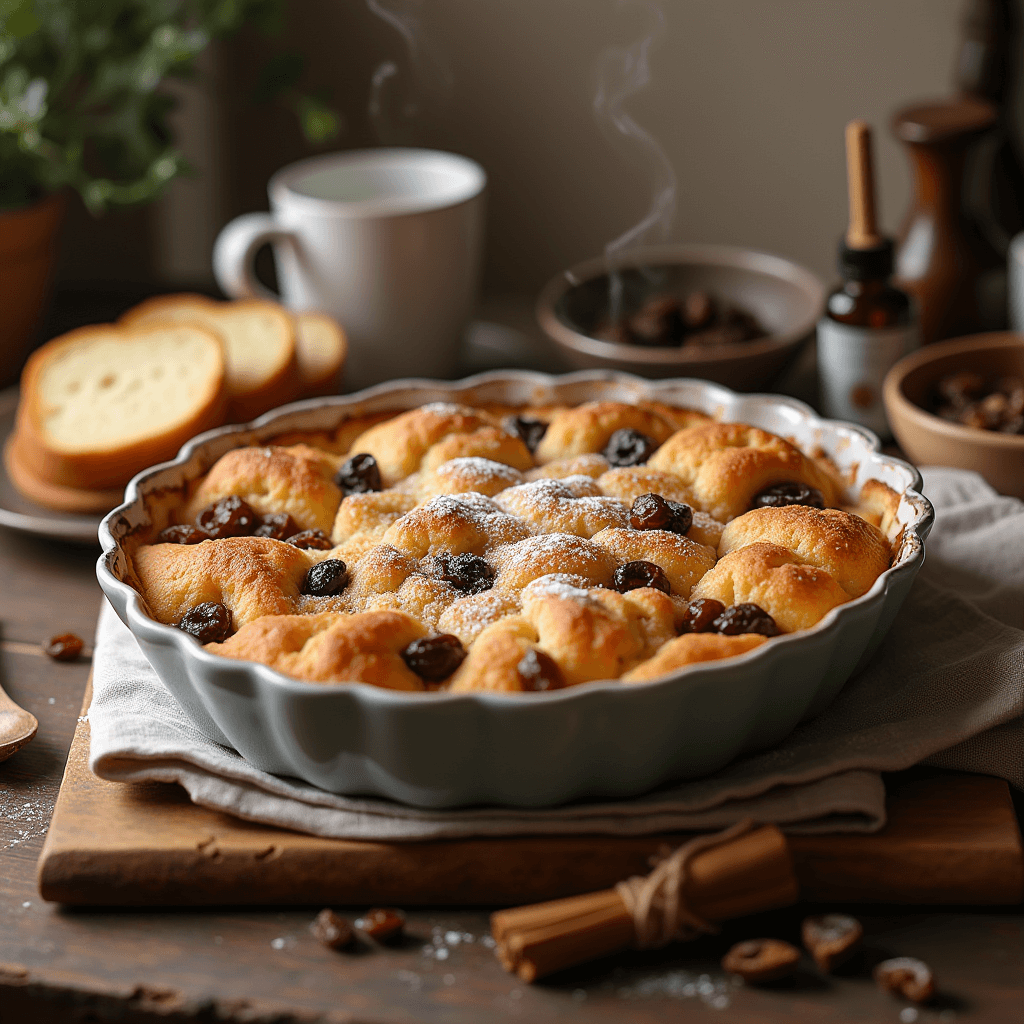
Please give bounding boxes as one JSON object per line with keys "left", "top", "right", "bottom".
{"left": 535, "top": 243, "right": 825, "bottom": 390}
{"left": 883, "top": 332, "right": 1024, "bottom": 497}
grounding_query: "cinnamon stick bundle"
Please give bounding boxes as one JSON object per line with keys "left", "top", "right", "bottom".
{"left": 491, "top": 821, "right": 798, "bottom": 982}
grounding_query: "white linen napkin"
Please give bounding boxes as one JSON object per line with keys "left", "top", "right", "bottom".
{"left": 89, "top": 468, "right": 1024, "bottom": 838}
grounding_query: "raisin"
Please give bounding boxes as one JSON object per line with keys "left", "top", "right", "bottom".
{"left": 287, "top": 529, "right": 333, "bottom": 550}
{"left": 401, "top": 634, "right": 466, "bottom": 681}
{"left": 626, "top": 295, "right": 684, "bottom": 346}
{"left": 874, "top": 957, "right": 935, "bottom": 1004}
{"left": 44, "top": 633, "right": 84, "bottom": 662}
{"left": 516, "top": 649, "right": 564, "bottom": 692}
{"left": 355, "top": 908, "right": 405, "bottom": 943}
{"left": 603, "top": 428, "right": 658, "bottom": 467}
{"left": 802, "top": 914, "right": 863, "bottom": 974}
{"left": 254, "top": 512, "right": 299, "bottom": 540}
{"left": 679, "top": 597, "right": 726, "bottom": 633}
{"left": 630, "top": 493, "right": 693, "bottom": 534}
{"left": 157, "top": 524, "right": 207, "bottom": 545}
{"left": 750, "top": 482, "right": 825, "bottom": 510}
{"left": 711, "top": 603, "right": 779, "bottom": 637}
{"left": 505, "top": 415, "right": 548, "bottom": 453}
{"left": 310, "top": 909, "right": 355, "bottom": 950}
{"left": 301, "top": 559, "right": 349, "bottom": 597}
{"left": 178, "top": 602, "right": 233, "bottom": 644}
{"left": 613, "top": 560, "right": 671, "bottom": 595}
{"left": 722, "top": 938, "right": 800, "bottom": 984}
{"left": 425, "top": 552, "right": 495, "bottom": 594}
{"left": 335, "top": 453, "right": 381, "bottom": 495}
{"left": 196, "top": 496, "right": 258, "bottom": 538}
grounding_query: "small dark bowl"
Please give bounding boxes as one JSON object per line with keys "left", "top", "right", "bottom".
{"left": 536, "top": 243, "right": 825, "bottom": 390}
{"left": 883, "top": 331, "right": 1024, "bottom": 498}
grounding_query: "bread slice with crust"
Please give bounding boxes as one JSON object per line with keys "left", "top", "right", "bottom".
{"left": 293, "top": 311, "right": 346, "bottom": 396}
{"left": 123, "top": 294, "right": 301, "bottom": 421}
{"left": 13, "top": 321, "right": 227, "bottom": 492}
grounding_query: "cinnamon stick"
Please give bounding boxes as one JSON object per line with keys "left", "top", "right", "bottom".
{"left": 845, "top": 119, "right": 884, "bottom": 250}
{"left": 491, "top": 823, "right": 797, "bottom": 982}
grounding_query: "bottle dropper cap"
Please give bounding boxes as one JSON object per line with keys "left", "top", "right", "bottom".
{"left": 839, "top": 120, "right": 893, "bottom": 279}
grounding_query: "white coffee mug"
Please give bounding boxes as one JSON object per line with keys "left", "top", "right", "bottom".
{"left": 213, "top": 148, "right": 487, "bottom": 391}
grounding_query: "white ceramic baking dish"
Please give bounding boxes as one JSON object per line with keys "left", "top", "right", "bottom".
{"left": 97, "top": 371, "right": 933, "bottom": 808}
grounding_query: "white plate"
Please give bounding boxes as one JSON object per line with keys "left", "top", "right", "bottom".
{"left": 0, "top": 388, "right": 103, "bottom": 545}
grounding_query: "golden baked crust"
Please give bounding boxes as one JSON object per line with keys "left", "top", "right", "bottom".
{"left": 717, "top": 506, "right": 890, "bottom": 599}
{"left": 132, "top": 397, "right": 901, "bottom": 692}
{"left": 135, "top": 536, "right": 314, "bottom": 628}
{"left": 648, "top": 422, "right": 842, "bottom": 522}
{"left": 534, "top": 401, "right": 685, "bottom": 463}
{"left": 208, "top": 610, "right": 426, "bottom": 690}
{"left": 347, "top": 403, "right": 531, "bottom": 485}
{"left": 691, "top": 542, "right": 853, "bottom": 633}
{"left": 185, "top": 444, "right": 342, "bottom": 534}
{"left": 622, "top": 633, "right": 766, "bottom": 682}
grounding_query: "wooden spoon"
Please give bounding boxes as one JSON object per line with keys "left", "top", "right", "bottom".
{"left": 0, "top": 681, "right": 37, "bottom": 761}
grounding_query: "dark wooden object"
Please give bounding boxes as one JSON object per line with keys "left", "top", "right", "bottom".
{"left": 892, "top": 98, "right": 1005, "bottom": 344}
{"left": 955, "top": 0, "right": 1024, "bottom": 250}
{"left": 0, "top": 462, "right": 1022, "bottom": 1020}
{"left": 36, "top": 690, "right": 1024, "bottom": 908}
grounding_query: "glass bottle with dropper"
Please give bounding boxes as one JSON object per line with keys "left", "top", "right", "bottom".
{"left": 817, "top": 120, "right": 917, "bottom": 438}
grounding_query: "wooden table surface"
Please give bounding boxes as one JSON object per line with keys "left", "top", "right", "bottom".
{"left": 1, "top": 287, "right": 1022, "bottom": 1021}
{"left": 0, "top": 522, "right": 1021, "bottom": 1023}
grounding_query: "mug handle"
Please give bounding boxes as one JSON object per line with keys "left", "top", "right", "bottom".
{"left": 212, "top": 212, "right": 296, "bottom": 301}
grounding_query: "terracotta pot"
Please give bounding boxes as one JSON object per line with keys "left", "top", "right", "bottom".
{"left": 0, "top": 192, "right": 65, "bottom": 386}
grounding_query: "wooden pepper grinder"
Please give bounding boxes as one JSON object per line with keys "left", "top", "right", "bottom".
{"left": 955, "top": 0, "right": 1024, "bottom": 251}
{"left": 892, "top": 97, "right": 1004, "bottom": 344}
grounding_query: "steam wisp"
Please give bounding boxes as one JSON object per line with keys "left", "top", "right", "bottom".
{"left": 366, "top": 0, "right": 453, "bottom": 144}
{"left": 593, "top": 0, "right": 677, "bottom": 320}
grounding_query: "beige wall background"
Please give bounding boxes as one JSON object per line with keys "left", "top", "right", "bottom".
{"left": 61, "top": 0, "right": 1004, "bottom": 296}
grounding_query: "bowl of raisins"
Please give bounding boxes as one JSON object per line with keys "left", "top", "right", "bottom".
{"left": 536, "top": 243, "right": 825, "bottom": 391}
{"left": 883, "top": 331, "right": 1024, "bottom": 497}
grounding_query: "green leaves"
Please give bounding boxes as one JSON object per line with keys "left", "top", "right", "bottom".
{"left": 0, "top": 0, "right": 340, "bottom": 212}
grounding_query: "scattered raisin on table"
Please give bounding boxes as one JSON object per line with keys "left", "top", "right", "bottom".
{"left": 711, "top": 603, "right": 779, "bottom": 637}
{"left": 156, "top": 524, "right": 207, "bottom": 545}
{"left": 750, "top": 482, "right": 825, "bottom": 510}
{"left": 301, "top": 559, "right": 349, "bottom": 597}
{"left": 401, "top": 635, "right": 466, "bottom": 681}
{"left": 516, "top": 649, "right": 564, "bottom": 692}
{"left": 630, "top": 493, "right": 693, "bottom": 534}
{"left": 310, "top": 909, "right": 355, "bottom": 950}
{"left": 505, "top": 415, "right": 548, "bottom": 453}
{"left": 254, "top": 512, "right": 299, "bottom": 540}
{"left": 722, "top": 938, "right": 800, "bottom": 984}
{"left": 613, "top": 560, "right": 671, "bottom": 595}
{"left": 603, "top": 429, "right": 658, "bottom": 467}
{"left": 335, "top": 453, "right": 382, "bottom": 495}
{"left": 802, "top": 914, "right": 863, "bottom": 973}
{"left": 355, "top": 908, "right": 405, "bottom": 942}
{"left": 678, "top": 598, "right": 726, "bottom": 633}
{"left": 874, "top": 957, "right": 935, "bottom": 1004}
{"left": 425, "top": 552, "right": 495, "bottom": 594}
{"left": 196, "top": 496, "right": 258, "bottom": 538}
{"left": 178, "top": 602, "right": 233, "bottom": 644}
{"left": 45, "top": 633, "right": 84, "bottom": 662}
{"left": 287, "top": 529, "right": 334, "bottom": 551}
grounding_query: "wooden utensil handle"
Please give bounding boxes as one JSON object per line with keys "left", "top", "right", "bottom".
{"left": 846, "top": 120, "right": 884, "bottom": 249}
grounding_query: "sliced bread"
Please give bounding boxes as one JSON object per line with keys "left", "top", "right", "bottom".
{"left": 14, "top": 322, "right": 227, "bottom": 492}
{"left": 4, "top": 433, "right": 125, "bottom": 513}
{"left": 293, "top": 311, "right": 347, "bottom": 396}
{"left": 123, "top": 295, "right": 301, "bottom": 421}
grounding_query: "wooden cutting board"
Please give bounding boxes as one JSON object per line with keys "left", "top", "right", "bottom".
{"left": 37, "top": 687, "right": 1024, "bottom": 907}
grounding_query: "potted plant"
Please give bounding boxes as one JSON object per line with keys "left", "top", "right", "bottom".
{"left": 0, "top": 0, "right": 337, "bottom": 384}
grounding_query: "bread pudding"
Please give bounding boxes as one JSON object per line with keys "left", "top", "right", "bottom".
{"left": 129, "top": 399, "right": 898, "bottom": 693}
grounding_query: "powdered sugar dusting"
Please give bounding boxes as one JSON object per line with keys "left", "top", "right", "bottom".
{"left": 433, "top": 458, "right": 524, "bottom": 487}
